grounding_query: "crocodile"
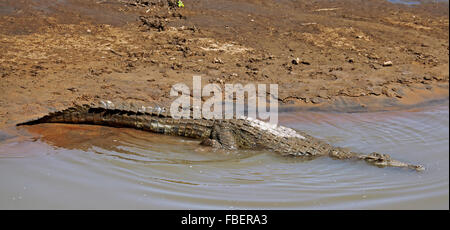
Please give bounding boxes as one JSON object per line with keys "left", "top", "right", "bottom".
{"left": 17, "top": 101, "right": 425, "bottom": 171}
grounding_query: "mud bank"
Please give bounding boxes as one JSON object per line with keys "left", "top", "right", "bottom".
{"left": 0, "top": 0, "right": 448, "bottom": 128}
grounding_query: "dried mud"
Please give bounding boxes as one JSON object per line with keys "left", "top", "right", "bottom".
{"left": 0, "top": 0, "right": 448, "bottom": 127}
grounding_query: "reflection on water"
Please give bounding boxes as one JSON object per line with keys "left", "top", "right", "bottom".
{"left": 0, "top": 105, "right": 448, "bottom": 209}
{"left": 387, "top": 0, "right": 448, "bottom": 4}
{"left": 388, "top": 0, "right": 420, "bottom": 5}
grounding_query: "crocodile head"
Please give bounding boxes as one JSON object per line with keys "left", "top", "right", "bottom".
{"left": 362, "top": 152, "right": 425, "bottom": 171}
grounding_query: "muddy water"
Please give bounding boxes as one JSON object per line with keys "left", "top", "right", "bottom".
{"left": 0, "top": 105, "right": 448, "bottom": 209}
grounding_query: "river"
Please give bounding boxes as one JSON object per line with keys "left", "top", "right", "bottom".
{"left": 0, "top": 104, "right": 448, "bottom": 209}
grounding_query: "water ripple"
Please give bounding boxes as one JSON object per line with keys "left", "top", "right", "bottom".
{"left": 0, "top": 105, "right": 448, "bottom": 209}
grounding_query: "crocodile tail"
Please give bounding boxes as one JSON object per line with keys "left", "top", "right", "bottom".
{"left": 17, "top": 105, "right": 90, "bottom": 126}
{"left": 328, "top": 147, "right": 425, "bottom": 171}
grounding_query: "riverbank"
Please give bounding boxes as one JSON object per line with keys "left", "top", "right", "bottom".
{"left": 0, "top": 0, "right": 448, "bottom": 128}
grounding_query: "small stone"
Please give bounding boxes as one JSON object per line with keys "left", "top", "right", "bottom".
{"left": 304, "top": 97, "right": 310, "bottom": 103}
{"left": 292, "top": 58, "right": 310, "bottom": 65}
{"left": 311, "top": 97, "right": 322, "bottom": 104}
{"left": 382, "top": 61, "right": 393, "bottom": 67}
{"left": 213, "top": 58, "right": 223, "bottom": 64}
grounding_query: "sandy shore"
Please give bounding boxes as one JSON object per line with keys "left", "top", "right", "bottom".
{"left": 0, "top": 0, "right": 448, "bottom": 128}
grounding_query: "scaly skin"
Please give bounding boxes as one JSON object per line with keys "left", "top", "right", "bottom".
{"left": 17, "top": 101, "right": 425, "bottom": 171}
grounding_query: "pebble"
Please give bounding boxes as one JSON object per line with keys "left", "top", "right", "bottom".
{"left": 213, "top": 58, "right": 223, "bottom": 64}
{"left": 292, "top": 58, "right": 310, "bottom": 65}
{"left": 311, "top": 97, "right": 322, "bottom": 104}
{"left": 382, "top": 61, "right": 393, "bottom": 67}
